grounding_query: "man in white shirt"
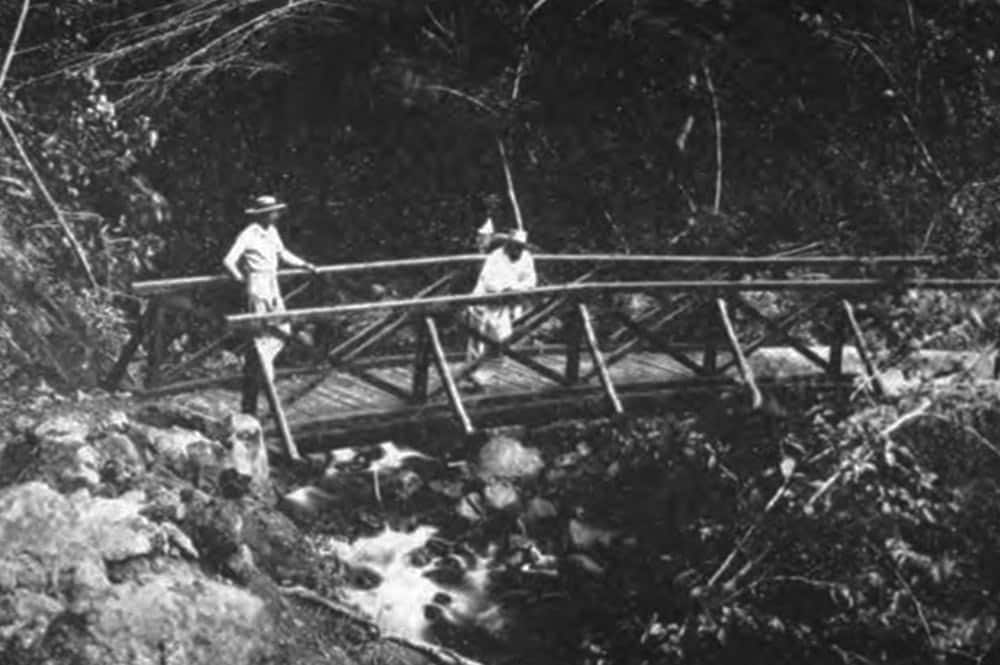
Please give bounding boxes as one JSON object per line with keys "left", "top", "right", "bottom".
{"left": 223, "top": 195, "right": 318, "bottom": 415}
{"left": 466, "top": 229, "right": 537, "bottom": 388}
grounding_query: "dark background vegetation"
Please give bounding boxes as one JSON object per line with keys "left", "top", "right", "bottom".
{"left": 2, "top": 1, "right": 1000, "bottom": 663}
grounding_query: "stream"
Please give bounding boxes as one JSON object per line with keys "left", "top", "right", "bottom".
{"left": 279, "top": 428, "right": 660, "bottom": 664}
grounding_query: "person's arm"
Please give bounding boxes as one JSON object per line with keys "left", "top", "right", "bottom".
{"left": 222, "top": 229, "right": 248, "bottom": 282}
{"left": 275, "top": 231, "right": 318, "bottom": 272}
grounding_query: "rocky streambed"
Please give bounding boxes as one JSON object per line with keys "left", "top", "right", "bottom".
{"left": 0, "top": 384, "right": 720, "bottom": 665}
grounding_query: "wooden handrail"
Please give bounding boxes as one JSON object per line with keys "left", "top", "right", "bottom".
{"left": 225, "top": 276, "right": 1000, "bottom": 328}
{"left": 131, "top": 254, "right": 936, "bottom": 296}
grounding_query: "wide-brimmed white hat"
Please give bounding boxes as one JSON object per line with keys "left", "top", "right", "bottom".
{"left": 245, "top": 195, "right": 287, "bottom": 215}
{"left": 509, "top": 229, "right": 528, "bottom": 244}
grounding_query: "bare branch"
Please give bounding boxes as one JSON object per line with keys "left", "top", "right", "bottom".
{"left": 702, "top": 62, "right": 723, "bottom": 214}
{"left": 0, "top": 0, "right": 31, "bottom": 91}
{"left": 0, "top": 109, "right": 99, "bottom": 289}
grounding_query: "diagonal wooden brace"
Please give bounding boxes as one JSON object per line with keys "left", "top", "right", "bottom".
{"left": 428, "top": 305, "right": 571, "bottom": 398}
{"left": 731, "top": 296, "right": 831, "bottom": 372}
{"left": 842, "top": 300, "right": 885, "bottom": 397}
{"left": 608, "top": 310, "right": 709, "bottom": 377}
{"left": 716, "top": 298, "right": 763, "bottom": 410}
{"left": 424, "top": 316, "right": 474, "bottom": 435}
{"left": 578, "top": 304, "right": 624, "bottom": 415}
{"left": 254, "top": 342, "right": 301, "bottom": 461}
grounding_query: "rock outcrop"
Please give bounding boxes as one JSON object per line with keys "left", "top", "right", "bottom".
{"left": 0, "top": 405, "right": 350, "bottom": 665}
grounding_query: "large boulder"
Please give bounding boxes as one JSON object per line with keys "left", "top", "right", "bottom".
{"left": 86, "top": 560, "right": 274, "bottom": 665}
{"left": 477, "top": 434, "right": 544, "bottom": 481}
{"left": 0, "top": 482, "right": 276, "bottom": 664}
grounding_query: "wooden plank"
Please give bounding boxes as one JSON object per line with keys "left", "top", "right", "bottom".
{"left": 579, "top": 304, "right": 623, "bottom": 415}
{"left": 341, "top": 366, "right": 412, "bottom": 401}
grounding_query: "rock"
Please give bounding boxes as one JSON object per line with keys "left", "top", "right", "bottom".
{"left": 483, "top": 479, "right": 520, "bottom": 512}
{"left": 456, "top": 493, "right": 485, "bottom": 522}
{"left": 33, "top": 413, "right": 91, "bottom": 447}
{"left": 0, "top": 589, "right": 64, "bottom": 649}
{"left": 223, "top": 414, "right": 272, "bottom": 501}
{"left": 239, "top": 504, "right": 316, "bottom": 585}
{"left": 523, "top": 497, "right": 558, "bottom": 523}
{"left": 477, "top": 435, "right": 544, "bottom": 481}
{"left": 0, "top": 481, "right": 280, "bottom": 663}
{"left": 134, "top": 424, "right": 217, "bottom": 473}
{"left": 568, "top": 518, "right": 619, "bottom": 551}
{"left": 565, "top": 553, "right": 605, "bottom": 577}
{"left": 83, "top": 559, "right": 275, "bottom": 665}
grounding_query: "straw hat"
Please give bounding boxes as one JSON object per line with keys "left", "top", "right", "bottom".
{"left": 245, "top": 195, "right": 288, "bottom": 215}
{"left": 510, "top": 229, "right": 528, "bottom": 245}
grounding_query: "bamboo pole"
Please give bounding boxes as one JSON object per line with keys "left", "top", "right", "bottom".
{"left": 843, "top": 300, "right": 885, "bottom": 397}
{"left": 716, "top": 298, "right": 763, "bottom": 410}
{"left": 424, "top": 316, "right": 474, "bottom": 435}
{"left": 256, "top": 343, "right": 301, "bottom": 461}
{"left": 132, "top": 255, "right": 935, "bottom": 295}
{"left": 578, "top": 304, "right": 623, "bottom": 414}
{"left": 497, "top": 139, "right": 525, "bottom": 231}
{"left": 227, "top": 276, "right": 1000, "bottom": 329}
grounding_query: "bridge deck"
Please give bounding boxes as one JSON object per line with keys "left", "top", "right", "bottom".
{"left": 154, "top": 347, "right": 859, "bottom": 451}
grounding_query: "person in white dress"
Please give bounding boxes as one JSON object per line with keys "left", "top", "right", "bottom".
{"left": 466, "top": 229, "right": 537, "bottom": 388}
{"left": 223, "top": 195, "right": 318, "bottom": 415}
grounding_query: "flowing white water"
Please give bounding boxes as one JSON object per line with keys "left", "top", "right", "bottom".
{"left": 314, "top": 525, "right": 503, "bottom": 642}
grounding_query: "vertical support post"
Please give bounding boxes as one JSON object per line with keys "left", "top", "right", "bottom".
{"left": 716, "top": 298, "right": 763, "bottom": 410}
{"left": 842, "top": 300, "right": 885, "bottom": 397}
{"left": 256, "top": 342, "right": 301, "bottom": 461}
{"left": 564, "top": 303, "right": 582, "bottom": 384}
{"left": 578, "top": 303, "right": 623, "bottom": 415}
{"left": 104, "top": 303, "right": 153, "bottom": 391}
{"left": 424, "top": 316, "right": 474, "bottom": 435}
{"left": 412, "top": 318, "right": 432, "bottom": 403}
{"left": 703, "top": 342, "right": 718, "bottom": 374}
{"left": 145, "top": 300, "right": 167, "bottom": 389}
{"left": 828, "top": 302, "right": 846, "bottom": 379}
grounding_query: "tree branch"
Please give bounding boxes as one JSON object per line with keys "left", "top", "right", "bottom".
{"left": 0, "top": 0, "right": 31, "bottom": 91}
{"left": 0, "top": 110, "right": 99, "bottom": 289}
{"left": 702, "top": 63, "right": 723, "bottom": 214}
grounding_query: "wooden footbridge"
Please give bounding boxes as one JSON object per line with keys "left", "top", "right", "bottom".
{"left": 107, "top": 251, "right": 991, "bottom": 459}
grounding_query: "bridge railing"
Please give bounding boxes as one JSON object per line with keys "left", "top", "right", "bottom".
{"left": 117, "top": 252, "right": 1000, "bottom": 458}
{"left": 114, "top": 253, "right": 938, "bottom": 393}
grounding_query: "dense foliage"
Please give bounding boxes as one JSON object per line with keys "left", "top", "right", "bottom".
{"left": 2, "top": 3, "right": 1000, "bottom": 661}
